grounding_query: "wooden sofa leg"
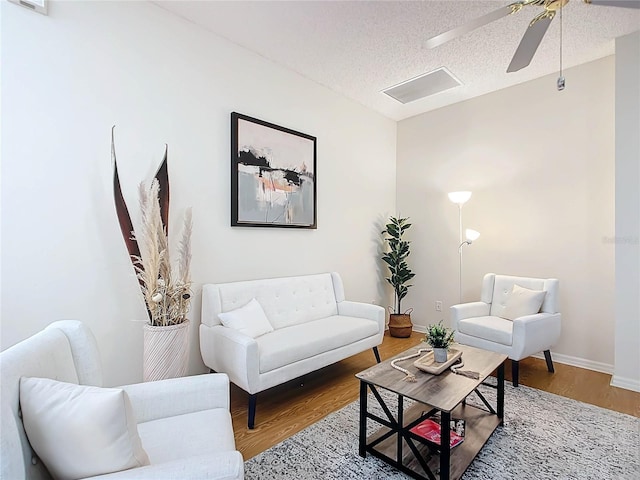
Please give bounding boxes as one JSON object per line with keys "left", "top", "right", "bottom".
{"left": 512, "top": 359, "right": 519, "bottom": 387}
{"left": 248, "top": 394, "right": 257, "bottom": 429}
{"left": 543, "top": 350, "right": 555, "bottom": 373}
{"left": 373, "top": 346, "right": 381, "bottom": 363}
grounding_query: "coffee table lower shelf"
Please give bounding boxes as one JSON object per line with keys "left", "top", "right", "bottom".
{"left": 364, "top": 402, "right": 501, "bottom": 480}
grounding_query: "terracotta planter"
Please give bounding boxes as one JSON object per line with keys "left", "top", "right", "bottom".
{"left": 388, "top": 310, "right": 413, "bottom": 338}
{"left": 143, "top": 320, "right": 190, "bottom": 382}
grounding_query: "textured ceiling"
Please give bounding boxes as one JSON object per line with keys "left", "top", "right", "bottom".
{"left": 155, "top": 0, "right": 640, "bottom": 121}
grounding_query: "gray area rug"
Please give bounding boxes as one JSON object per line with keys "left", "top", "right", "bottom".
{"left": 244, "top": 383, "right": 639, "bottom": 479}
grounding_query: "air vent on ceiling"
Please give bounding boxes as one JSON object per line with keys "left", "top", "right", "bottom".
{"left": 8, "top": 0, "right": 48, "bottom": 15}
{"left": 382, "top": 67, "right": 461, "bottom": 104}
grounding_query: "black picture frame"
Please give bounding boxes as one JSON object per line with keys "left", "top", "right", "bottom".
{"left": 231, "top": 112, "right": 317, "bottom": 229}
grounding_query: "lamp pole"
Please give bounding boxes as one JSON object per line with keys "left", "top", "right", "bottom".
{"left": 458, "top": 229, "right": 480, "bottom": 304}
{"left": 448, "top": 191, "right": 472, "bottom": 304}
{"left": 459, "top": 239, "right": 464, "bottom": 304}
{"left": 458, "top": 204, "right": 464, "bottom": 303}
{"left": 458, "top": 203, "right": 464, "bottom": 244}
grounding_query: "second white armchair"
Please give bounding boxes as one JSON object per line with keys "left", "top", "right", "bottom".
{"left": 450, "top": 273, "right": 561, "bottom": 386}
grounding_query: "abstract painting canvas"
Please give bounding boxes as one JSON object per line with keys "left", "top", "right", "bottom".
{"left": 231, "top": 112, "right": 317, "bottom": 228}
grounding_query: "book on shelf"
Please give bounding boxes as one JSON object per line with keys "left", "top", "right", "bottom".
{"left": 409, "top": 418, "right": 465, "bottom": 448}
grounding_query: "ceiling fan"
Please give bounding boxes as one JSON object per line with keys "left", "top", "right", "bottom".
{"left": 426, "top": 0, "right": 640, "bottom": 73}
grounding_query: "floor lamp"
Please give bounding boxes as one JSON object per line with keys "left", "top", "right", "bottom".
{"left": 448, "top": 191, "right": 479, "bottom": 304}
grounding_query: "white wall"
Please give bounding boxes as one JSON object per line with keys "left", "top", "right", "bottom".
{"left": 397, "top": 58, "right": 616, "bottom": 371}
{"left": 0, "top": 1, "right": 396, "bottom": 386}
{"left": 613, "top": 31, "right": 640, "bottom": 392}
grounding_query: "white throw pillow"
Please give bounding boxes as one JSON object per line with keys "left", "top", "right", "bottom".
{"left": 501, "top": 284, "right": 547, "bottom": 321}
{"left": 218, "top": 298, "right": 274, "bottom": 338}
{"left": 19, "top": 377, "right": 150, "bottom": 480}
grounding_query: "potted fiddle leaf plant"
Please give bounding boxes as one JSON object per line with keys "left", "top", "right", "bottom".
{"left": 425, "top": 321, "right": 455, "bottom": 363}
{"left": 382, "top": 216, "right": 415, "bottom": 337}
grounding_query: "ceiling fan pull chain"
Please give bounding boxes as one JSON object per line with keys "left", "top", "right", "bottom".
{"left": 560, "top": 4, "right": 563, "bottom": 75}
{"left": 557, "top": 4, "right": 565, "bottom": 91}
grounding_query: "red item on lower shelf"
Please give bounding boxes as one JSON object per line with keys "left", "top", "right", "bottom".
{"left": 409, "top": 419, "right": 464, "bottom": 448}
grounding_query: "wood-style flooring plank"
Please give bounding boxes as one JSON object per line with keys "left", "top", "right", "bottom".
{"left": 231, "top": 332, "right": 640, "bottom": 460}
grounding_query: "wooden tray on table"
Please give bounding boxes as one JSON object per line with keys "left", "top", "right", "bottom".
{"left": 413, "top": 348, "right": 463, "bottom": 375}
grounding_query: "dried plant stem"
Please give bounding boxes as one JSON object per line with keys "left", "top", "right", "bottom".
{"left": 134, "top": 179, "right": 192, "bottom": 327}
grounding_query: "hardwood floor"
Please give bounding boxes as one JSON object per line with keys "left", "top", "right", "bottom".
{"left": 231, "top": 331, "right": 640, "bottom": 460}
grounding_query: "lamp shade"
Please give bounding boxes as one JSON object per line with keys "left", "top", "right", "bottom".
{"left": 465, "top": 229, "right": 480, "bottom": 242}
{"left": 448, "top": 191, "right": 472, "bottom": 205}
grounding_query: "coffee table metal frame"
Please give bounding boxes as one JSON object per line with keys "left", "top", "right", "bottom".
{"left": 357, "top": 344, "right": 506, "bottom": 480}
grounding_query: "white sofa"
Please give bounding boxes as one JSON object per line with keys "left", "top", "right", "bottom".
{"left": 0, "top": 320, "right": 244, "bottom": 480}
{"left": 200, "top": 272, "right": 385, "bottom": 428}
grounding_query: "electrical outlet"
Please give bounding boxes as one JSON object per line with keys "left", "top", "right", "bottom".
{"left": 435, "top": 301, "right": 443, "bottom": 312}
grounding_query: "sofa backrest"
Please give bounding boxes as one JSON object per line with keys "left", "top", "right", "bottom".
{"left": 0, "top": 321, "right": 103, "bottom": 480}
{"left": 202, "top": 272, "right": 343, "bottom": 330}
{"left": 481, "top": 273, "right": 560, "bottom": 317}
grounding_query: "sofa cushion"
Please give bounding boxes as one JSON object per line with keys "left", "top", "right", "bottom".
{"left": 137, "top": 409, "right": 236, "bottom": 464}
{"left": 19, "top": 377, "right": 150, "bottom": 480}
{"left": 501, "top": 284, "right": 546, "bottom": 321}
{"left": 257, "top": 315, "right": 379, "bottom": 373}
{"left": 218, "top": 298, "right": 274, "bottom": 338}
{"left": 457, "top": 316, "right": 513, "bottom": 346}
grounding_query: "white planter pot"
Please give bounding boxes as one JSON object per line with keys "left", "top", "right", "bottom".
{"left": 143, "top": 320, "right": 190, "bottom": 382}
{"left": 433, "top": 347, "right": 448, "bottom": 363}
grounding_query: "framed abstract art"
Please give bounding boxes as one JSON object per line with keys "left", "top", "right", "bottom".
{"left": 231, "top": 112, "right": 317, "bottom": 228}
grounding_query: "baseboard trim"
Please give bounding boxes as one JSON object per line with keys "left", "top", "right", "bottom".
{"left": 532, "top": 352, "right": 614, "bottom": 374}
{"left": 610, "top": 375, "right": 640, "bottom": 392}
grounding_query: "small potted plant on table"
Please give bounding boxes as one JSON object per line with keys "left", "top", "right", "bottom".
{"left": 425, "top": 321, "right": 455, "bottom": 363}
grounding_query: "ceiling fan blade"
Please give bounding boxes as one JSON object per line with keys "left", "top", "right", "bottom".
{"left": 507, "top": 15, "right": 554, "bottom": 73}
{"left": 426, "top": 5, "right": 515, "bottom": 49}
{"left": 586, "top": 0, "right": 640, "bottom": 9}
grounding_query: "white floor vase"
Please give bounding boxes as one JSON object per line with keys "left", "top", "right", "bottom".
{"left": 143, "top": 320, "right": 190, "bottom": 382}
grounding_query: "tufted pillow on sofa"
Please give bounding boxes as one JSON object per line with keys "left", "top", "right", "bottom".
{"left": 501, "top": 284, "right": 546, "bottom": 321}
{"left": 218, "top": 298, "right": 274, "bottom": 338}
{"left": 19, "top": 377, "right": 150, "bottom": 480}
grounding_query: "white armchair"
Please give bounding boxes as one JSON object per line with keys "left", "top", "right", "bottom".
{"left": 450, "top": 273, "right": 561, "bottom": 386}
{"left": 0, "top": 320, "right": 244, "bottom": 480}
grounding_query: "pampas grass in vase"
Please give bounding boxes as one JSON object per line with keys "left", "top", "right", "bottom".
{"left": 133, "top": 179, "right": 193, "bottom": 327}
{"left": 111, "top": 129, "right": 193, "bottom": 381}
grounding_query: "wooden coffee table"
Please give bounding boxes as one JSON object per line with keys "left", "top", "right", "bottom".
{"left": 356, "top": 343, "right": 507, "bottom": 480}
